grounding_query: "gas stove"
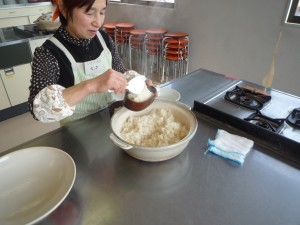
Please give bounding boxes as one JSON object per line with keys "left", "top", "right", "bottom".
{"left": 224, "top": 85, "right": 271, "bottom": 110}
{"left": 244, "top": 110, "right": 285, "bottom": 133}
{"left": 193, "top": 80, "right": 300, "bottom": 163}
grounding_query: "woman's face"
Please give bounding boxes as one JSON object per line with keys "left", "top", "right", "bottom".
{"left": 65, "top": 0, "right": 107, "bottom": 39}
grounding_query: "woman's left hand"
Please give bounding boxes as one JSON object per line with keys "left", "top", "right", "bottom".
{"left": 145, "top": 79, "right": 158, "bottom": 97}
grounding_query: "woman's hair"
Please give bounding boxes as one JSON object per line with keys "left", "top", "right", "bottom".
{"left": 58, "top": 0, "right": 107, "bottom": 25}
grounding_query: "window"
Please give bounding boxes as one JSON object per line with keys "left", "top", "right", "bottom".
{"left": 285, "top": 0, "right": 300, "bottom": 26}
{"left": 109, "top": 0, "right": 175, "bottom": 8}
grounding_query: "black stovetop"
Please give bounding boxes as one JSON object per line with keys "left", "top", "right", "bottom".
{"left": 193, "top": 80, "right": 300, "bottom": 162}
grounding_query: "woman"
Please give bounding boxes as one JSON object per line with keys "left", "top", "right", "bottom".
{"left": 28, "top": 0, "right": 129, "bottom": 125}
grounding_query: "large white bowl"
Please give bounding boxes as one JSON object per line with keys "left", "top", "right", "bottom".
{"left": 110, "top": 99, "right": 198, "bottom": 162}
{"left": 0, "top": 147, "right": 76, "bottom": 225}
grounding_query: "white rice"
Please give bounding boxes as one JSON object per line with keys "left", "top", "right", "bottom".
{"left": 120, "top": 108, "right": 189, "bottom": 147}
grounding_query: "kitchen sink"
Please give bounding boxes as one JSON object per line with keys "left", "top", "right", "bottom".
{"left": 0, "top": 27, "right": 21, "bottom": 43}
{"left": 0, "top": 24, "right": 52, "bottom": 68}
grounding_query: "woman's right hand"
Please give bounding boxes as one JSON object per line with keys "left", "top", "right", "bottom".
{"left": 62, "top": 69, "right": 127, "bottom": 107}
{"left": 88, "top": 69, "right": 128, "bottom": 94}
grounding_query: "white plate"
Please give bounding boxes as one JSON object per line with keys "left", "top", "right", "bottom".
{"left": 157, "top": 88, "right": 181, "bottom": 101}
{"left": 0, "top": 147, "right": 76, "bottom": 225}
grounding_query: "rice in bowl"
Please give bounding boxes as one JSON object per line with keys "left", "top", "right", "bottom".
{"left": 120, "top": 108, "right": 189, "bottom": 147}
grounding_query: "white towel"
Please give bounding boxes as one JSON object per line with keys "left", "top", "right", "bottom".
{"left": 206, "top": 129, "right": 254, "bottom": 165}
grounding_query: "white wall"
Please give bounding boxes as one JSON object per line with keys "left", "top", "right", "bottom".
{"left": 106, "top": 0, "right": 300, "bottom": 96}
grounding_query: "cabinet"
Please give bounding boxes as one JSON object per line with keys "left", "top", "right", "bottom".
{"left": 0, "top": 34, "right": 47, "bottom": 116}
{"left": 0, "top": 4, "right": 55, "bottom": 28}
{"left": 0, "top": 78, "right": 10, "bottom": 110}
{"left": 0, "top": 64, "right": 32, "bottom": 106}
{"left": 0, "top": 7, "right": 30, "bottom": 17}
{"left": 0, "top": 16, "right": 30, "bottom": 28}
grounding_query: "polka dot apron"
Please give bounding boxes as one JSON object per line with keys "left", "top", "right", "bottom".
{"left": 49, "top": 31, "right": 113, "bottom": 125}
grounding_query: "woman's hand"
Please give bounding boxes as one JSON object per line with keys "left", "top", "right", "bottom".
{"left": 88, "top": 68, "right": 128, "bottom": 94}
{"left": 145, "top": 79, "right": 158, "bottom": 97}
{"left": 62, "top": 69, "right": 127, "bottom": 107}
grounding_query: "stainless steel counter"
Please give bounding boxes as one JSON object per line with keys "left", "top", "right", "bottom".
{"left": 3, "top": 69, "right": 300, "bottom": 225}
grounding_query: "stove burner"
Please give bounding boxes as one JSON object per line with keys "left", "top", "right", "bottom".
{"left": 225, "top": 86, "right": 271, "bottom": 110}
{"left": 286, "top": 107, "right": 300, "bottom": 129}
{"left": 239, "top": 96, "right": 260, "bottom": 108}
{"left": 244, "top": 110, "right": 285, "bottom": 133}
{"left": 256, "top": 121, "right": 274, "bottom": 130}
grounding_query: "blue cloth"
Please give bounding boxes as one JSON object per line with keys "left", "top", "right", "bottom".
{"left": 205, "top": 129, "right": 254, "bottom": 165}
